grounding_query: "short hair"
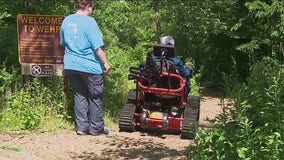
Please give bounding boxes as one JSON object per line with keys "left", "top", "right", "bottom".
{"left": 73, "top": 0, "right": 94, "bottom": 10}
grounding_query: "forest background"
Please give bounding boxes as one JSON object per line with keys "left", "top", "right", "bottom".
{"left": 0, "top": 0, "right": 283, "bottom": 159}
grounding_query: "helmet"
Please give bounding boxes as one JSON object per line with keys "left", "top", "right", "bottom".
{"left": 159, "top": 36, "right": 175, "bottom": 46}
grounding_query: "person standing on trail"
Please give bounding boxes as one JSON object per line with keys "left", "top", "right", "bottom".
{"left": 60, "top": 0, "right": 110, "bottom": 136}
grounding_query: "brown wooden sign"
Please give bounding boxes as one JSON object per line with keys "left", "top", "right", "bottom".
{"left": 17, "top": 14, "right": 64, "bottom": 64}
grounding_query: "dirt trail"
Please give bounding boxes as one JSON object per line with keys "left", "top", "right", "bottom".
{"left": 0, "top": 88, "right": 225, "bottom": 160}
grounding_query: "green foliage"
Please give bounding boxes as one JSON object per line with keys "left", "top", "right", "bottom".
{"left": 4, "top": 89, "right": 41, "bottom": 130}
{"left": 0, "top": 68, "right": 19, "bottom": 104}
{"left": 190, "top": 58, "right": 284, "bottom": 159}
{"left": 0, "top": 145, "right": 22, "bottom": 152}
{"left": 0, "top": 76, "right": 72, "bottom": 132}
{"left": 95, "top": 1, "right": 157, "bottom": 48}
{"left": 242, "top": 1, "right": 284, "bottom": 60}
{"left": 0, "top": 25, "right": 19, "bottom": 69}
{"left": 189, "top": 74, "right": 201, "bottom": 97}
{"left": 161, "top": 0, "right": 284, "bottom": 89}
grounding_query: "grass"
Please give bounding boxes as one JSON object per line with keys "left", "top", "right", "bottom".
{"left": 0, "top": 145, "right": 22, "bottom": 152}
{"left": 104, "top": 113, "right": 119, "bottom": 131}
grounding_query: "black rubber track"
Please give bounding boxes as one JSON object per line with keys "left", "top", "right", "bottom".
{"left": 180, "top": 95, "right": 200, "bottom": 139}
{"left": 119, "top": 90, "right": 137, "bottom": 132}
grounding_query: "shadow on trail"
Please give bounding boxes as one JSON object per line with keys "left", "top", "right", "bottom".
{"left": 199, "top": 87, "right": 223, "bottom": 99}
{"left": 70, "top": 133, "right": 191, "bottom": 160}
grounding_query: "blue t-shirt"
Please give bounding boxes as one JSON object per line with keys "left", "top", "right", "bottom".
{"left": 60, "top": 14, "right": 104, "bottom": 74}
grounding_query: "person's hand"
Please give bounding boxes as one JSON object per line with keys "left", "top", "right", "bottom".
{"left": 104, "top": 62, "right": 111, "bottom": 73}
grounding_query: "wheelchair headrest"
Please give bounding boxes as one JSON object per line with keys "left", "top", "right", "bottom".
{"left": 153, "top": 44, "right": 175, "bottom": 58}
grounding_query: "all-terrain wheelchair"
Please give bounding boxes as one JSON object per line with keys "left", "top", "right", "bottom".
{"left": 119, "top": 44, "right": 200, "bottom": 139}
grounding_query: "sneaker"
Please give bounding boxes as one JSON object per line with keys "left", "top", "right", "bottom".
{"left": 103, "top": 127, "right": 109, "bottom": 135}
{"left": 76, "top": 131, "right": 88, "bottom": 135}
{"left": 89, "top": 127, "right": 109, "bottom": 136}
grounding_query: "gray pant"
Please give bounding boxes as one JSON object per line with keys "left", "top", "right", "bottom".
{"left": 65, "top": 70, "right": 105, "bottom": 134}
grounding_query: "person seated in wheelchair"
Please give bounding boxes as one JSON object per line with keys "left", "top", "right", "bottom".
{"left": 139, "top": 35, "right": 192, "bottom": 96}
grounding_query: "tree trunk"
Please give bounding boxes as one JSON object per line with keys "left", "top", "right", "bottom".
{"left": 22, "top": 0, "right": 35, "bottom": 14}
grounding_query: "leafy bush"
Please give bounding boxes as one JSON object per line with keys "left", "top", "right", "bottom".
{"left": 190, "top": 57, "right": 284, "bottom": 159}
{"left": 0, "top": 75, "right": 72, "bottom": 132}
{"left": 3, "top": 90, "right": 41, "bottom": 130}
